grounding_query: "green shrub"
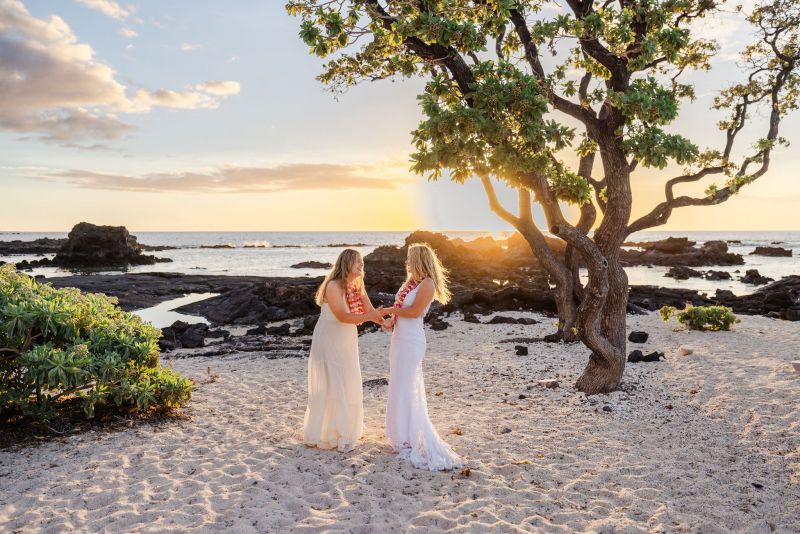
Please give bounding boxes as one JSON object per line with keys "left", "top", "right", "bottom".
{"left": 0, "top": 265, "right": 192, "bottom": 421}
{"left": 659, "top": 304, "right": 739, "bottom": 331}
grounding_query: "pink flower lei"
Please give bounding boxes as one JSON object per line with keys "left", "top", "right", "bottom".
{"left": 394, "top": 278, "right": 421, "bottom": 308}
{"left": 345, "top": 281, "right": 364, "bottom": 314}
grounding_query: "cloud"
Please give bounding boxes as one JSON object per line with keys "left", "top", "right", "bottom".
{"left": 75, "top": 0, "right": 129, "bottom": 20}
{"left": 195, "top": 81, "right": 241, "bottom": 96}
{"left": 180, "top": 42, "right": 201, "bottom": 52}
{"left": 38, "top": 163, "right": 410, "bottom": 193}
{"left": 0, "top": 1, "right": 239, "bottom": 146}
{"left": 119, "top": 27, "right": 137, "bottom": 38}
{"left": 124, "top": 88, "right": 219, "bottom": 112}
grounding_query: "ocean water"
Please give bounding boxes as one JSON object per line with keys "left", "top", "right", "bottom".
{"left": 1, "top": 230, "right": 798, "bottom": 297}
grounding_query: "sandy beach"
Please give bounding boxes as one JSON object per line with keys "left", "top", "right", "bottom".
{"left": 1, "top": 311, "right": 798, "bottom": 533}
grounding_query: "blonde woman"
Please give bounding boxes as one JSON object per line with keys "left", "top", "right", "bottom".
{"left": 303, "top": 249, "right": 384, "bottom": 451}
{"left": 380, "top": 243, "right": 463, "bottom": 470}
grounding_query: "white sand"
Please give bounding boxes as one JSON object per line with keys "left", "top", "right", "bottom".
{"left": 1, "top": 312, "right": 798, "bottom": 533}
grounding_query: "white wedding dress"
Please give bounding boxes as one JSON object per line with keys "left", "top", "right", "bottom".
{"left": 386, "top": 283, "right": 463, "bottom": 470}
{"left": 303, "top": 294, "right": 363, "bottom": 451}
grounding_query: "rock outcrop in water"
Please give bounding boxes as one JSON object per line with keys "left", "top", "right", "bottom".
{"left": 0, "top": 237, "right": 65, "bottom": 255}
{"left": 622, "top": 238, "right": 743, "bottom": 266}
{"left": 750, "top": 246, "right": 792, "bottom": 257}
{"left": 52, "top": 222, "right": 169, "bottom": 267}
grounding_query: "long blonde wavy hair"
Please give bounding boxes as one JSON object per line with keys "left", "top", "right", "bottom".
{"left": 405, "top": 243, "right": 451, "bottom": 304}
{"left": 315, "top": 249, "right": 364, "bottom": 306}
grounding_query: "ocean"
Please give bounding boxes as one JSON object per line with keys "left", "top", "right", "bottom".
{"left": 2, "top": 230, "right": 798, "bottom": 297}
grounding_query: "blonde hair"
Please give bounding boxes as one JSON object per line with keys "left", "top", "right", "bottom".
{"left": 315, "top": 249, "right": 364, "bottom": 306}
{"left": 406, "top": 243, "right": 451, "bottom": 304}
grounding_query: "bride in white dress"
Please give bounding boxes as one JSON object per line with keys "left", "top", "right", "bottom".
{"left": 380, "top": 244, "right": 464, "bottom": 471}
{"left": 303, "top": 249, "right": 384, "bottom": 452}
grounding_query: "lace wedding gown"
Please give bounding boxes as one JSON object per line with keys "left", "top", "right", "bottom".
{"left": 303, "top": 295, "right": 363, "bottom": 451}
{"left": 386, "top": 284, "right": 463, "bottom": 470}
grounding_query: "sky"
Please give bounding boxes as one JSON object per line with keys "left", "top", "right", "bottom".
{"left": 1, "top": 0, "right": 798, "bottom": 232}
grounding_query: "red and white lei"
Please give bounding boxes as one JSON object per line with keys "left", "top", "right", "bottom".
{"left": 345, "top": 282, "right": 364, "bottom": 314}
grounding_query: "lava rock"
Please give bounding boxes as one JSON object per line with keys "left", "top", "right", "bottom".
{"left": 181, "top": 323, "right": 209, "bottom": 348}
{"left": 740, "top": 269, "right": 774, "bottom": 285}
{"left": 665, "top": 266, "right": 703, "bottom": 280}
{"left": 628, "top": 331, "right": 649, "bottom": 343}
{"left": 428, "top": 318, "right": 451, "bottom": 331}
{"left": 705, "top": 270, "right": 732, "bottom": 281}
{"left": 750, "top": 246, "right": 792, "bottom": 257}
{"left": 487, "top": 315, "right": 519, "bottom": 324}
{"left": 246, "top": 325, "right": 267, "bottom": 336}
{"left": 628, "top": 350, "right": 664, "bottom": 362}
{"left": 267, "top": 323, "right": 292, "bottom": 336}
{"left": 463, "top": 312, "right": 482, "bottom": 323}
{"left": 363, "top": 378, "right": 388, "bottom": 388}
{"left": 514, "top": 345, "right": 529, "bottom": 356}
{"left": 290, "top": 261, "right": 332, "bottom": 269}
{"left": 52, "top": 222, "right": 169, "bottom": 268}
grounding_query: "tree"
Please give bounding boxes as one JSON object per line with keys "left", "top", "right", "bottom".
{"left": 287, "top": 0, "right": 800, "bottom": 393}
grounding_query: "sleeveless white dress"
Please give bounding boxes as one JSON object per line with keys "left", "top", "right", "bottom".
{"left": 303, "top": 295, "right": 363, "bottom": 451}
{"left": 386, "top": 283, "right": 463, "bottom": 470}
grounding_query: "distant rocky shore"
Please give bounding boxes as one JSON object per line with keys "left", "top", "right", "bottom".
{"left": 29, "top": 231, "right": 797, "bottom": 334}
{"left": 5, "top": 228, "right": 799, "bottom": 348}
{"left": 1, "top": 222, "right": 172, "bottom": 269}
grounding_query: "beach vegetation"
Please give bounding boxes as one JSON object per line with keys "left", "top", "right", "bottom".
{"left": 0, "top": 265, "right": 192, "bottom": 423}
{"left": 659, "top": 304, "right": 738, "bottom": 331}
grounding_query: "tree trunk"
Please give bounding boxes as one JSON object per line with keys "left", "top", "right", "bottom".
{"left": 554, "top": 277, "right": 578, "bottom": 342}
{"left": 517, "top": 225, "right": 578, "bottom": 342}
{"left": 574, "top": 257, "right": 628, "bottom": 394}
{"left": 573, "top": 131, "right": 631, "bottom": 394}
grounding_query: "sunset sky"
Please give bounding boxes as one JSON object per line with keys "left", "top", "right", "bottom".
{"left": 2, "top": 0, "right": 798, "bottom": 232}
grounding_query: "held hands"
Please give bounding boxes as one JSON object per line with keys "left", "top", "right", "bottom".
{"left": 369, "top": 306, "right": 393, "bottom": 324}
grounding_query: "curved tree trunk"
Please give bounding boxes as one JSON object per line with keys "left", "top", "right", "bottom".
{"left": 517, "top": 227, "right": 578, "bottom": 342}
{"left": 574, "top": 259, "right": 628, "bottom": 394}
{"left": 573, "top": 131, "right": 630, "bottom": 394}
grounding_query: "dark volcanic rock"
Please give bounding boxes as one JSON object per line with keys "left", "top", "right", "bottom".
{"left": 177, "top": 278, "right": 321, "bottom": 325}
{"left": 363, "top": 378, "right": 388, "bottom": 388}
{"left": 290, "top": 261, "right": 332, "bottom": 269}
{"left": 628, "top": 331, "right": 649, "bottom": 343}
{"left": 0, "top": 237, "right": 66, "bottom": 255}
{"left": 628, "top": 286, "right": 714, "bottom": 311}
{"left": 628, "top": 350, "right": 664, "bottom": 363}
{"left": 514, "top": 345, "right": 529, "bottom": 356}
{"left": 704, "top": 270, "right": 732, "bottom": 281}
{"left": 487, "top": 315, "right": 519, "bottom": 324}
{"left": 181, "top": 324, "right": 209, "bottom": 348}
{"left": 246, "top": 325, "right": 267, "bottom": 336}
{"left": 665, "top": 266, "right": 703, "bottom": 280}
{"left": 428, "top": 317, "right": 451, "bottom": 331}
{"left": 626, "top": 236, "right": 695, "bottom": 253}
{"left": 267, "top": 323, "right": 292, "bottom": 336}
{"left": 740, "top": 269, "right": 774, "bottom": 285}
{"left": 750, "top": 246, "right": 792, "bottom": 257}
{"left": 462, "top": 312, "right": 482, "bottom": 323}
{"left": 52, "top": 222, "right": 170, "bottom": 268}
{"left": 158, "top": 321, "right": 209, "bottom": 351}
{"left": 622, "top": 238, "right": 743, "bottom": 267}
{"left": 713, "top": 276, "right": 800, "bottom": 319}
